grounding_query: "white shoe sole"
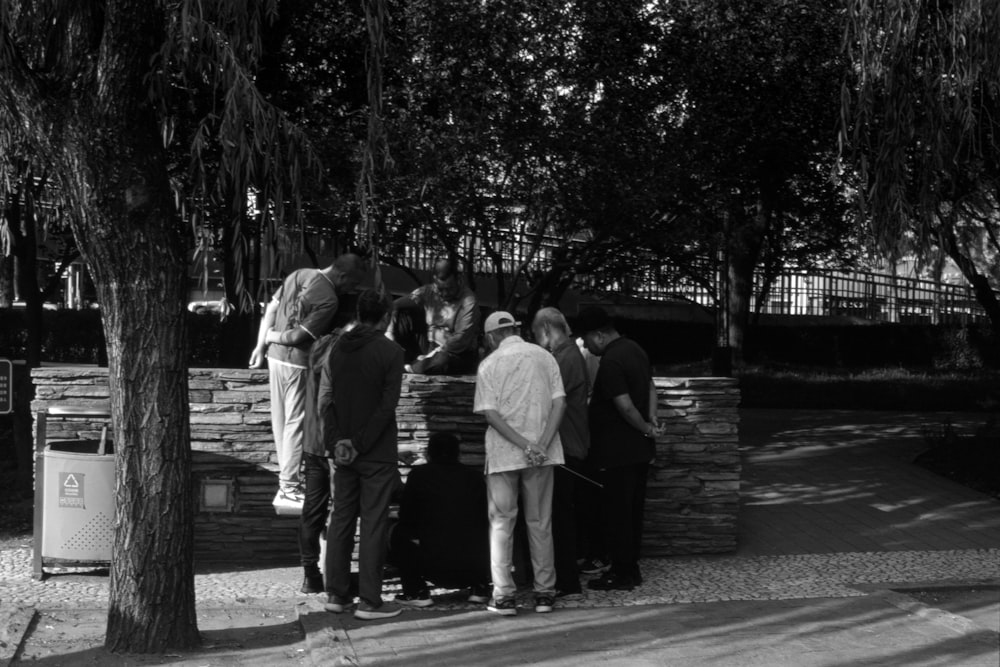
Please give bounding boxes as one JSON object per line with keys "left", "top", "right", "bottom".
{"left": 487, "top": 606, "right": 517, "bottom": 616}
{"left": 396, "top": 598, "right": 434, "bottom": 608}
{"left": 354, "top": 608, "right": 403, "bottom": 620}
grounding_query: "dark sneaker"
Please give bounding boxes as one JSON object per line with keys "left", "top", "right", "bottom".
{"left": 395, "top": 592, "right": 433, "bottom": 608}
{"left": 468, "top": 583, "right": 492, "bottom": 604}
{"left": 354, "top": 600, "right": 403, "bottom": 620}
{"left": 555, "top": 589, "right": 584, "bottom": 600}
{"left": 578, "top": 558, "right": 611, "bottom": 575}
{"left": 588, "top": 573, "right": 635, "bottom": 591}
{"left": 324, "top": 594, "right": 354, "bottom": 613}
{"left": 534, "top": 595, "right": 555, "bottom": 613}
{"left": 486, "top": 597, "right": 517, "bottom": 616}
{"left": 301, "top": 573, "right": 324, "bottom": 595}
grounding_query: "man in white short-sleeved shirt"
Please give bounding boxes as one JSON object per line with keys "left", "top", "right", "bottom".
{"left": 473, "top": 311, "right": 566, "bottom": 616}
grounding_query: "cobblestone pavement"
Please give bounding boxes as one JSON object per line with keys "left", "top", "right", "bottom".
{"left": 3, "top": 545, "right": 998, "bottom": 613}
{"left": 2, "top": 409, "right": 999, "bottom": 665}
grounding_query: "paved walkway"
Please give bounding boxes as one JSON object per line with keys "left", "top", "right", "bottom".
{"left": 2, "top": 409, "right": 999, "bottom": 665}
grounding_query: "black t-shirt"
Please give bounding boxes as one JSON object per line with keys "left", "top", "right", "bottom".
{"left": 588, "top": 336, "right": 653, "bottom": 468}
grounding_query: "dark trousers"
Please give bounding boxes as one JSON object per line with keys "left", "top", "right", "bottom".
{"left": 552, "top": 465, "right": 581, "bottom": 593}
{"left": 388, "top": 527, "right": 489, "bottom": 596}
{"left": 325, "top": 460, "right": 398, "bottom": 606}
{"left": 601, "top": 462, "right": 649, "bottom": 581}
{"left": 299, "top": 453, "right": 331, "bottom": 573}
{"left": 577, "top": 458, "right": 605, "bottom": 560}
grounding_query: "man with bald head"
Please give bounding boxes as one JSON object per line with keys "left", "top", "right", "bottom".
{"left": 250, "top": 253, "right": 365, "bottom": 508}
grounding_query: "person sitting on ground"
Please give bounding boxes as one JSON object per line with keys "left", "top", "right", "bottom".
{"left": 392, "top": 257, "right": 479, "bottom": 375}
{"left": 389, "top": 432, "right": 492, "bottom": 607}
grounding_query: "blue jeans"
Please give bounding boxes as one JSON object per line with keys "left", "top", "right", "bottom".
{"left": 486, "top": 466, "right": 555, "bottom": 599}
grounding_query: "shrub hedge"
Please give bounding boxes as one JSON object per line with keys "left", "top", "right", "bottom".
{"left": 0, "top": 308, "right": 995, "bottom": 371}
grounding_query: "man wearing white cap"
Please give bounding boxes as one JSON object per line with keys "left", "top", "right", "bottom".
{"left": 473, "top": 311, "right": 566, "bottom": 616}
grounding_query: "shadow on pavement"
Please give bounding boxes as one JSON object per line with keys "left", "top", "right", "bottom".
{"left": 12, "top": 607, "right": 306, "bottom": 666}
{"left": 304, "top": 593, "right": 1000, "bottom": 667}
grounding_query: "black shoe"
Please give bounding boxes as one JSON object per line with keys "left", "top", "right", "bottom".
{"left": 588, "top": 573, "right": 635, "bottom": 591}
{"left": 468, "top": 583, "right": 492, "bottom": 604}
{"left": 534, "top": 595, "right": 555, "bottom": 613}
{"left": 578, "top": 557, "right": 611, "bottom": 575}
{"left": 395, "top": 591, "right": 434, "bottom": 607}
{"left": 301, "top": 573, "right": 324, "bottom": 594}
{"left": 486, "top": 597, "right": 517, "bottom": 616}
{"left": 555, "top": 588, "right": 583, "bottom": 600}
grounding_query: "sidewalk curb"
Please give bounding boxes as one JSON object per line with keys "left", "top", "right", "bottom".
{"left": 875, "top": 590, "right": 999, "bottom": 647}
{"left": 296, "top": 601, "right": 358, "bottom": 666}
{"left": 0, "top": 607, "right": 36, "bottom": 667}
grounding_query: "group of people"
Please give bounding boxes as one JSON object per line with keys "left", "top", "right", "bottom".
{"left": 250, "top": 253, "right": 659, "bottom": 620}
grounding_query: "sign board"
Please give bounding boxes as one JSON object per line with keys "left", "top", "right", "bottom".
{"left": 58, "top": 472, "right": 86, "bottom": 509}
{"left": 0, "top": 358, "right": 11, "bottom": 415}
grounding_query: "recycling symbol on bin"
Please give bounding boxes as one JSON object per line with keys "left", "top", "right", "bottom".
{"left": 58, "top": 472, "right": 85, "bottom": 508}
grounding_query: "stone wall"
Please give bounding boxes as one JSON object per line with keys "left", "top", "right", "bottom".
{"left": 31, "top": 367, "right": 739, "bottom": 562}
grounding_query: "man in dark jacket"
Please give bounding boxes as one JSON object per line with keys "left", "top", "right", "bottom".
{"left": 319, "top": 289, "right": 405, "bottom": 620}
{"left": 389, "top": 432, "right": 491, "bottom": 606}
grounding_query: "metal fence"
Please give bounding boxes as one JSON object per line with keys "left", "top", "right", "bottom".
{"left": 585, "top": 266, "right": 991, "bottom": 325}
{"left": 382, "top": 225, "right": 995, "bottom": 325}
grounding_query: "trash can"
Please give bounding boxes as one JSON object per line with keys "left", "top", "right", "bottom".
{"left": 33, "top": 405, "right": 115, "bottom": 580}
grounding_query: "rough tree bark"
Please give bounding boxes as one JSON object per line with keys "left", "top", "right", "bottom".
{"left": 72, "top": 5, "right": 199, "bottom": 650}
{"left": 0, "top": 0, "right": 200, "bottom": 650}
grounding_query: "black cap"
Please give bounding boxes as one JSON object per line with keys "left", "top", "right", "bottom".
{"left": 576, "top": 305, "right": 612, "bottom": 334}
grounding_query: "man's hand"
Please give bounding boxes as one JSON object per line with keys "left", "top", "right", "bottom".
{"left": 524, "top": 446, "right": 548, "bottom": 467}
{"left": 333, "top": 438, "right": 358, "bottom": 466}
{"left": 248, "top": 347, "right": 265, "bottom": 369}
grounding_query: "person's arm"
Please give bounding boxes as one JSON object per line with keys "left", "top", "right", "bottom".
{"left": 249, "top": 297, "right": 279, "bottom": 368}
{"left": 438, "top": 292, "right": 478, "bottom": 355}
{"left": 354, "top": 345, "right": 404, "bottom": 454}
{"left": 648, "top": 379, "right": 660, "bottom": 430}
{"left": 535, "top": 396, "right": 565, "bottom": 454}
{"left": 267, "top": 277, "right": 338, "bottom": 347}
{"left": 318, "top": 355, "right": 338, "bottom": 455}
{"left": 611, "top": 392, "right": 657, "bottom": 438}
{"left": 481, "top": 410, "right": 534, "bottom": 451}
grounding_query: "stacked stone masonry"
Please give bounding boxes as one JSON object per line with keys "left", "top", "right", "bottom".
{"left": 31, "top": 368, "right": 740, "bottom": 563}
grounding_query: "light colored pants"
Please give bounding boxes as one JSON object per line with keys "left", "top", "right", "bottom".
{"left": 486, "top": 466, "right": 556, "bottom": 599}
{"left": 269, "top": 361, "right": 307, "bottom": 491}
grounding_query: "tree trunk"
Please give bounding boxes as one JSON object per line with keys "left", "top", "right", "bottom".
{"left": 59, "top": 4, "right": 200, "bottom": 649}
{"left": 942, "top": 228, "right": 1000, "bottom": 330}
{"left": 0, "top": 254, "right": 13, "bottom": 308}
{"left": 80, "top": 143, "right": 200, "bottom": 651}
{"left": 719, "top": 201, "right": 769, "bottom": 374}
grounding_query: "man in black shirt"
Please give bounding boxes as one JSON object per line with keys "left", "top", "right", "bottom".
{"left": 577, "top": 306, "right": 659, "bottom": 591}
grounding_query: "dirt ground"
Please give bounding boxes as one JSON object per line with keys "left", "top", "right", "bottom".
{"left": 11, "top": 607, "right": 311, "bottom": 666}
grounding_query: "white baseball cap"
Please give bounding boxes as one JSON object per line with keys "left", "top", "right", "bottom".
{"left": 483, "top": 311, "right": 522, "bottom": 334}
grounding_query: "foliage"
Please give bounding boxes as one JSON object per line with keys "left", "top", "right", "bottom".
{"left": 842, "top": 0, "right": 1000, "bottom": 328}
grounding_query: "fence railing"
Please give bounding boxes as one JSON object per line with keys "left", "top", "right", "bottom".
{"left": 582, "top": 266, "right": 992, "bottom": 325}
